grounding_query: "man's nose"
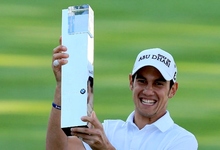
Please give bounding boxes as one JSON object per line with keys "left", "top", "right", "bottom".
{"left": 143, "top": 84, "right": 154, "bottom": 95}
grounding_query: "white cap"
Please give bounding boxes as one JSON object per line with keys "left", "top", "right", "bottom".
{"left": 132, "top": 48, "right": 177, "bottom": 82}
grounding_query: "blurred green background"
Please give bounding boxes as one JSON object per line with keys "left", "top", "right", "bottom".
{"left": 1, "top": 0, "right": 220, "bottom": 149}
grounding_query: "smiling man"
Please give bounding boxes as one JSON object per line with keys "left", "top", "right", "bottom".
{"left": 46, "top": 46, "right": 198, "bottom": 150}
{"left": 129, "top": 48, "right": 178, "bottom": 127}
{"left": 98, "top": 48, "right": 198, "bottom": 149}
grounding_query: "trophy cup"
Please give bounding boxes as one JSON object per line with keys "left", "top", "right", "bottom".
{"left": 61, "top": 4, "right": 94, "bottom": 136}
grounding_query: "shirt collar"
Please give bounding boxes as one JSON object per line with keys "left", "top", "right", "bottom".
{"left": 153, "top": 111, "right": 174, "bottom": 132}
{"left": 126, "top": 111, "right": 174, "bottom": 132}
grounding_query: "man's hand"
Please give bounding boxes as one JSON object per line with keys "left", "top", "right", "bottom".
{"left": 52, "top": 37, "right": 69, "bottom": 84}
{"left": 71, "top": 112, "right": 116, "bottom": 150}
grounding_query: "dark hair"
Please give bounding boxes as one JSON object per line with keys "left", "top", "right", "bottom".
{"left": 169, "top": 80, "right": 174, "bottom": 89}
{"left": 88, "top": 76, "right": 93, "bottom": 88}
{"left": 132, "top": 74, "right": 174, "bottom": 89}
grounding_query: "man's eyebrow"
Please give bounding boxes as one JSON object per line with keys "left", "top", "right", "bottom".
{"left": 136, "top": 74, "right": 145, "bottom": 79}
{"left": 135, "top": 74, "right": 167, "bottom": 82}
{"left": 155, "top": 77, "right": 166, "bottom": 82}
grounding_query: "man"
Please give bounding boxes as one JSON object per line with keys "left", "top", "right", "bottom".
{"left": 46, "top": 38, "right": 198, "bottom": 150}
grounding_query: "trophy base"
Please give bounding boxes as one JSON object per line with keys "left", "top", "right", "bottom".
{"left": 62, "top": 125, "right": 88, "bottom": 136}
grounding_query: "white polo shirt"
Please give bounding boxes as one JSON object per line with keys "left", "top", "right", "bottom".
{"left": 83, "top": 111, "right": 198, "bottom": 150}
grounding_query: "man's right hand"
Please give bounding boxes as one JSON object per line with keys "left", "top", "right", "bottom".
{"left": 71, "top": 112, "right": 116, "bottom": 150}
{"left": 52, "top": 37, "right": 69, "bottom": 84}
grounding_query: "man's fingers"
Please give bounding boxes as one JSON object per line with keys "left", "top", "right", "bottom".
{"left": 53, "top": 60, "right": 60, "bottom": 67}
{"left": 81, "top": 111, "right": 102, "bottom": 129}
{"left": 53, "top": 52, "right": 69, "bottom": 61}
{"left": 91, "top": 111, "right": 103, "bottom": 129}
{"left": 52, "top": 59, "right": 68, "bottom": 67}
{"left": 71, "top": 128, "right": 102, "bottom": 139}
{"left": 52, "top": 45, "right": 69, "bottom": 68}
{"left": 71, "top": 128, "right": 90, "bottom": 138}
{"left": 59, "top": 36, "right": 62, "bottom": 45}
{"left": 71, "top": 131, "right": 97, "bottom": 146}
{"left": 53, "top": 45, "right": 67, "bottom": 54}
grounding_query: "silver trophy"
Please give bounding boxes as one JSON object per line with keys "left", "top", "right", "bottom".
{"left": 61, "top": 4, "right": 94, "bottom": 136}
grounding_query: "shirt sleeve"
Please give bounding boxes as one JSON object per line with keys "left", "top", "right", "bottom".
{"left": 169, "top": 134, "right": 198, "bottom": 150}
{"left": 82, "top": 142, "right": 92, "bottom": 150}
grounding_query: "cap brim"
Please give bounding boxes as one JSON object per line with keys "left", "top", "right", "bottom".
{"left": 132, "top": 64, "right": 172, "bottom": 81}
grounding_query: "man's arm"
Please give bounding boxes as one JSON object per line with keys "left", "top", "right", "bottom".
{"left": 46, "top": 38, "right": 115, "bottom": 150}
{"left": 46, "top": 84, "right": 85, "bottom": 150}
{"left": 46, "top": 84, "right": 68, "bottom": 150}
{"left": 46, "top": 40, "right": 85, "bottom": 150}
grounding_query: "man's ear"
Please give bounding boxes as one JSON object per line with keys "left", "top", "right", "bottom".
{"left": 168, "top": 82, "right": 178, "bottom": 98}
{"left": 129, "top": 74, "right": 133, "bottom": 90}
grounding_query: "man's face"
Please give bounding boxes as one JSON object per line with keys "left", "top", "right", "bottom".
{"left": 129, "top": 66, "right": 177, "bottom": 124}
